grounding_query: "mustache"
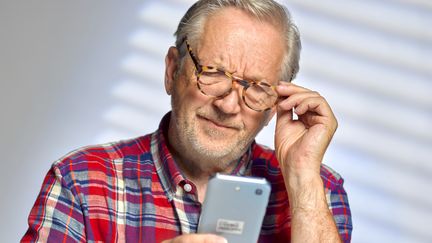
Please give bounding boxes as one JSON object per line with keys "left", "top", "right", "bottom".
{"left": 196, "top": 109, "right": 244, "bottom": 130}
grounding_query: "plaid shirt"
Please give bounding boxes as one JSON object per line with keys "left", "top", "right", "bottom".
{"left": 22, "top": 114, "right": 352, "bottom": 242}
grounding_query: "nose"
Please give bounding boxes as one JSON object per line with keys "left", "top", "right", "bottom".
{"left": 212, "top": 86, "right": 242, "bottom": 114}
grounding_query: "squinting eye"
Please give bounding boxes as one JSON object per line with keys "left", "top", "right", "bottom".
{"left": 199, "top": 72, "right": 231, "bottom": 86}
{"left": 202, "top": 72, "right": 223, "bottom": 77}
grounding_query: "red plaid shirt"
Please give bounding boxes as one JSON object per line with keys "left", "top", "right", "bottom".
{"left": 22, "top": 114, "right": 352, "bottom": 242}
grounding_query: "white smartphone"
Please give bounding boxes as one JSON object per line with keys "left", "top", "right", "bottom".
{"left": 197, "top": 173, "right": 271, "bottom": 243}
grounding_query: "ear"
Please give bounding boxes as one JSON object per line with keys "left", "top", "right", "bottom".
{"left": 164, "top": 46, "right": 179, "bottom": 96}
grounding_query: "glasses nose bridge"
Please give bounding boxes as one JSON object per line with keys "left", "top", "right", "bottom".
{"left": 216, "top": 77, "right": 248, "bottom": 100}
{"left": 229, "top": 78, "right": 251, "bottom": 97}
{"left": 232, "top": 78, "right": 250, "bottom": 89}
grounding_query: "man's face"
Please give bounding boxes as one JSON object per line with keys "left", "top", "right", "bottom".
{"left": 165, "top": 8, "right": 285, "bottom": 169}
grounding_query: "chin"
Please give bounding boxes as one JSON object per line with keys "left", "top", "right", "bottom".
{"left": 179, "top": 116, "right": 250, "bottom": 162}
{"left": 190, "top": 135, "right": 245, "bottom": 161}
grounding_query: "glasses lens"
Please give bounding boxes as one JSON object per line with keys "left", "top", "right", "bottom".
{"left": 198, "top": 71, "right": 232, "bottom": 97}
{"left": 244, "top": 83, "right": 278, "bottom": 111}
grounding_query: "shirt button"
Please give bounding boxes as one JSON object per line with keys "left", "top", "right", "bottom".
{"left": 183, "top": 183, "right": 193, "bottom": 193}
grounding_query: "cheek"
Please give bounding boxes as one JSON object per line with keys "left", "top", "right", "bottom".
{"left": 242, "top": 111, "right": 268, "bottom": 132}
{"left": 172, "top": 77, "right": 210, "bottom": 111}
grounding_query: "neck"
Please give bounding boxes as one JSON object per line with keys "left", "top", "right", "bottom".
{"left": 169, "top": 145, "right": 238, "bottom": 183}
{"left": 168, "top": 142, "right": 239, "bottom": 204}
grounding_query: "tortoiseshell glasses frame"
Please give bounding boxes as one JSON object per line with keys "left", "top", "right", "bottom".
{"left": 183, "top": 37, "right": 279, "bottom": 112}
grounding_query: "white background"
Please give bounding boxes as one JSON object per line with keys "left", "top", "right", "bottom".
{"left": 0, "top": 0, "right": 431, "bottom": 242}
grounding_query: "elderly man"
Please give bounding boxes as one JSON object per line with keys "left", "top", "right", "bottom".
{"left": 22, "top": 0, "right": 352, "bottom": 242}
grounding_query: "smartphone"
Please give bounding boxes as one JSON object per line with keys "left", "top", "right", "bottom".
{"left": 197, "top": 173, "right": 271, "bottom": 243}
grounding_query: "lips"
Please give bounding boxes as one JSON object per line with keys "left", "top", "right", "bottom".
{"left": 198, "top": 115, "right": 240, "bottom": 130}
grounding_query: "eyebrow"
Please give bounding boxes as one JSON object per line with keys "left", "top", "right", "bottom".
{"left": 195, "top": 48, "right": 269, "bottom": 84}
{"left": 232, "top": 71, "right": 267, "bottom": 84}
{"left": 205, "top": 63, "right": 265, "bottom": 83}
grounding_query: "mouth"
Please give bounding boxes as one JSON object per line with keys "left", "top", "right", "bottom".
{"left": 197, "top": 115, "right": 239, "bottom": 130}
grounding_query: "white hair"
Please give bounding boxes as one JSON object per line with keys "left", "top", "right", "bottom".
{"left": 174, "top": 0, "right": 301, "bottom": 81}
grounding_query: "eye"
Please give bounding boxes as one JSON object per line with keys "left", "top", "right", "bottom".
{"left": 202, "top": 71, "right": 224, "bottom": 77}
{"left": 199, "top": 71, "right": 230, "bottom": 85}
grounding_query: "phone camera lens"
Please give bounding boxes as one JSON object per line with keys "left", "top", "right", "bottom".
{"left": 255, "top": 188, "right": 263, "bottom": 195}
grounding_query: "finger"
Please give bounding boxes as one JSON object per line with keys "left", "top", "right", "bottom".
{"left": 276, "top": 103, "right": 294, "bottom": 124}
{"left": 278, "top": 91, "right": 321, "bottom": 111}
{"left": 276, "top": 82, "right": 311, "bottom": 97}
{"left": 294, "top": 97, "right": 333, "bottom": 118}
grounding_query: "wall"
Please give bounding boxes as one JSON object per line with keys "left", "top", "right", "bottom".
{"left": 0, "top": 0, "right": 430, "bottom": 242}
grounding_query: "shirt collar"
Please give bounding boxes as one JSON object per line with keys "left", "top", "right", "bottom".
{"left": 151, "top": 112, "right": 184, "bottom": 200}
{"left": 151, "top": 112, "right": 254, "bottom": 199}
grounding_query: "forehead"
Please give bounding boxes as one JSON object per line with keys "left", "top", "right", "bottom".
{"left": 196, "top": 8, "right": 285, "bottom": 81}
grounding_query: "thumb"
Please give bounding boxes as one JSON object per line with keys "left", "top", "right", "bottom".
{"left": 276, "top": 105, "right": 294, "bottom": 129}
{"left": 162, "top": 234, "right": 228, "bottom": 243}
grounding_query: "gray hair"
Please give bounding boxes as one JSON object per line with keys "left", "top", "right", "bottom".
{"left": 174, "top": 0, "right": 301, "bottom": 81}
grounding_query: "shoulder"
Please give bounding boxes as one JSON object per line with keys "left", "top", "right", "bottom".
{"left": 251, "top": 143, "right": 278, "bottom": 169}
{"left": 251, "top": 143, "right": 345, "bottom": 188}
{"left": 250, "top": 143, "right": 283, "bottom": 187}
{"left": 52, "top": 134, "right": 153, "bottom": 180}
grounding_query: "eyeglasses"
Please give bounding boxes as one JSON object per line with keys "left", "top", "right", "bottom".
{"left": 183, "top": 37, "right": 279, "bottom": 112}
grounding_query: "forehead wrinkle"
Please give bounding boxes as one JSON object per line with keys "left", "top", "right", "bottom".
{"left": 220, "top": 42, "right": 267, "bottom": 81}
{"left": 236, "top": 48, "right": 276, "bottom": 82}
{"left": 198, "top": 41, "right": 281, "bottom": 84}
{"left": 196, "top": 8, "right": 284, "bottom": 83}
{"left": 197, "top": 42, "right": 240, "bottom": 73}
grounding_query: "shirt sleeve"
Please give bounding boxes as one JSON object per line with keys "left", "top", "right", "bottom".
{"left": 325, "top": 175, "right": 353, "bottom": 243}
{"left": 21, "top": 166, "right": 86, "bottom": 243}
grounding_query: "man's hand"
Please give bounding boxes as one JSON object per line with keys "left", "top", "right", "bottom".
{"left": 274, "top": 82, "right": 341, "bottom": 242}
{"left": 161, "top": 234, "right": 227, "bottom": 243}
{"left": 275, "top": 82, "right": 337, "bottom": 182}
